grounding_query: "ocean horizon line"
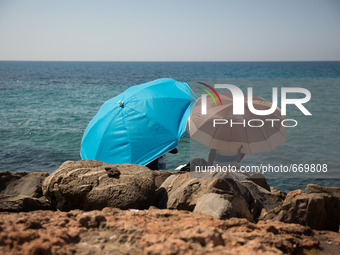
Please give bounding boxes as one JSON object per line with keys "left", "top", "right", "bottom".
{"left": 1, "top": 60, "right": 340, "bottom": 63}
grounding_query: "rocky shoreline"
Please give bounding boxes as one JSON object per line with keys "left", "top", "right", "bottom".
{"left": 1, "top": 160, "right": 339, "bottom": 254}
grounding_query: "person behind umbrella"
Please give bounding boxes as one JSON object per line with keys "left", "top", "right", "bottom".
{"left": 208, "top": 145, "right": 245, "bottom": 168}
{"left": 146, "top": 148, "right": 178, "bottom": 170}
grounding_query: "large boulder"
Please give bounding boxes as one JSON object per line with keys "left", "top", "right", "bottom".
{"left": 240, "top": 179, "right": 283, "bottom": 216}
{"left": 264, "top": 184, "right": 340, "bottom": 231}
{"left": 156, "top": 172, "right": 249, "bottom": 209}
{"left": 0, "top": 171, "right": 48, "bottom": 198}
{"left": 0, "top": 172, "right": 26, "bottom": 191}
{"left": 193, "top": 193, "right": 237, "bottom": 219}
{"left": 0, "top": 171, "right": 50, "bottom": 212}
{"left": 156, "top": 171, "right": 283, "bottom": 221}
{"left": 42, "top": 160, "right": 156, "bottom": 211}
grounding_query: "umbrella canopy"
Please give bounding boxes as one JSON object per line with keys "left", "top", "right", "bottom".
{"left": 81, "top": 78, "right": 196, "bottom": 165}
{"left": 188, "top": 92, "right": 287, "bottom": 154}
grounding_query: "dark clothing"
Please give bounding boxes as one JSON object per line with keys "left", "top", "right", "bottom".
{"left": 146, "top": 148, "right": 178, "bottom": 170}
{"left": 146, "top": 158, "right": 159, "bottom": 170}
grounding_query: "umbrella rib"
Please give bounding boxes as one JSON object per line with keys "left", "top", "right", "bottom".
{"left": 266, "top": 126, "right": 288, "bottom": 145}
{"left": 262, "top": 117, "right": 288, "bottom": 149}
{"left": 124, "top": 105, "right": 180, "bottom": 164}
{"left": 204, "top": 108, "right": 229, "bottom": 150}
{"left": 257, "top": 123, "right": 274, "bottom": 152}
{"left": 93, "top": 109, "right": 130, "bottom": 160}
{"left": 193, "top": 106, "right": 235, "bottom": 153}
{"left": 243, "top": 119, "right": 250, "bottom": 153}
{"left": 120, "top": 109, "right": 132, "bottom": 163}
{"left": 128, "top": 96, "right": 189, "bottom": 104}
{"left": 208, "top": 120, "right": 223, "bottom": 150}
{"left": 83, "top": 108, "right": 117, "bottom": 160}
{"left": 269, "top": 120, "right": 288, "bottom": 140}
{"left": 82, "top": 108, "right": 115, "bottom": 146}
{"left": 124, "top": 104, "right": 179, "bottom": 140}
{"left": 125, "top": 100, "right": 185, "bottom": 139}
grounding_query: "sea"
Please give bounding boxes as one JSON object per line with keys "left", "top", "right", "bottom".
{"left": 1, "top": 61, "right": 339, "bottom": 193}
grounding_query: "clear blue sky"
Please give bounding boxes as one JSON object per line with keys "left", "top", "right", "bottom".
{"left": 0, "top": 0, "right": 339, "bottom": 61}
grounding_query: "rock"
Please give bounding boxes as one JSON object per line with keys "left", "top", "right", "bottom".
{"left": 305, "top": 184, "right": 340, "bottom": 197}
{"left": 156, "top": 171, "right": 282, "bottom": 221}
{"left": 78, "top": 211, "right": 107, "bottom": 228}
{"left": 1, "top": 208, "right": 339, "bottom": 254}
{"left": 0, "top": 172, "right": 50, "bottom": 212}
{"left": 227, "top": 194, "right": 254, "bottom": 221}
{"left": 0, "top": 195, "right": 52, "bottom": 212}
{"left": 0, "top": 171, "right": 48, "bottom": 198}
{"left": 0, "top": 209, "right": 81, "bottom": 255}
{"left": 0, "top": 171, "right": 26, "bottom": 190}
{"left": 153, "top": 170, "right": 175, "bottom": 189}
{"left": 240, "top": 180, "right": 283, "bottom": 217}
{"left": 42, "top": 160, "right": 155, "bottom": 211}
{"left": 270, "top": 186, "right": 287, "bottom": 200}
{"left": 105, "top": 167, "right": 121, "bottom": 178}
{"left": 194, "top": 193, "right": 237, "bottom": 219}
{"left": 156, "top": 172, "right": 251, "bottom": 211}
{"left": 264, "top": 185, "right": 340, "bottom": 231}
{"left": 243, "top": 172, "right": 271, "bottom": 191}
{"left": 284, "top": 188, "right": 304, "bottom": 202}
{"left": 177, "top": 226, "right": 225, "bottom": 247}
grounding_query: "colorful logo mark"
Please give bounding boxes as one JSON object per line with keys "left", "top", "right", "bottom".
{"left": 198, "top": 82, "right": 223, "bottom": 106}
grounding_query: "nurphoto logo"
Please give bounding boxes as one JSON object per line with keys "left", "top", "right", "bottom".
{"left": 200, "top": 83, "right": 312, "bottom": 128}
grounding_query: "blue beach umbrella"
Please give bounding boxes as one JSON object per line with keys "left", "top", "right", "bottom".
{"left": 80, "top": 78, "right": 196, "bottom": 165}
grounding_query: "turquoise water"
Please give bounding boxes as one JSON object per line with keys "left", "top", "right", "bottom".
{"left": 1, "top": 61, "right": 339, "bottom": 192}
